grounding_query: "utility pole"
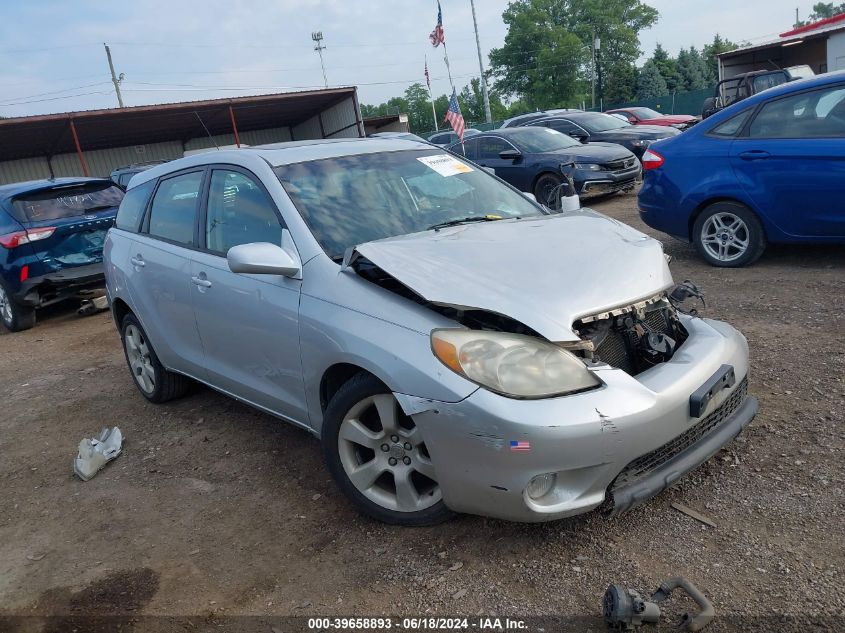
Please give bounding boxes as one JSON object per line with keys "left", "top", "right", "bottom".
{"left": 594, "top": 36, "right": 602, "bottom": 111}
{"left": 312, "top": 31, "right": 328, "bottom": 88}
{"left": 469, "top": 0, "right": 492, "bottom": 123}
{"left": 103, "top": 43, "right": 124, "bottom": 108}
{"left": 591, "top": 36, "right": 596, "bottom": 110}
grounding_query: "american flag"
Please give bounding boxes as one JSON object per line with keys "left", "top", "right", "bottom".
{"left": 424, "top": 57, "right": 431, "bottom": 90}
{"left": 444, "top": 88, "right": 465, "bottom": 142}
{"left": 429, "top": 1, "right": 445, "bottom": 47}
{"left": 510, "top": 440, "right": 531, "bottom": 452}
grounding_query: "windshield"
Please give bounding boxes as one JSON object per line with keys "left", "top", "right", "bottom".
{"left": 629, "top": 107, "right": 661, "bottom": 119}
{"left": 276, "top": 150, "right": 543, "bottom": 258}
{"left": 571, "top": 113, "right": 630, "bottom": 133}
{"left": 508, "top": 127, "right": 581, "bottom": 152}
{"left": 12, "top": 182, "right": 124, "bottom": 223}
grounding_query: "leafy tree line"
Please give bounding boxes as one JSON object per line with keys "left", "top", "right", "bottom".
{"left": 796, "top": 2, "right": 845, "bottom": 25}
{"left": 360, "top": 1, "right": 740, "bottom": 133}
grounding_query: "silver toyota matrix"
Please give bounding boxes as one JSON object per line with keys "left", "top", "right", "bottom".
{"left": 104, "top": 138, "right": 758, "bottom": 526}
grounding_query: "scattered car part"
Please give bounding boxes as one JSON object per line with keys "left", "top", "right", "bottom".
{"left": 603, "top": 577, "right": 715, "bottom": 631}
{"left": 669, "top": 280, "right": 705, "bottom": 316}
{"left": 670, "top": 502, "right": 717, "bottom": 528}
{"left": 74, "top": 427, "right": 123, "bottom": 481}
{"left": 78, "top": 294, "right": 109, "bottom": 316}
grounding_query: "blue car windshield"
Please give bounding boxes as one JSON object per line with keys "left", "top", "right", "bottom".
{"left": 506, "top": 127, "right": 583, "bottom": 152}
{"left": 276, "top": 149, "right": 543, "bottom": 258}
{"left": 12, "top": 183, "right": 124, "bottom": 223}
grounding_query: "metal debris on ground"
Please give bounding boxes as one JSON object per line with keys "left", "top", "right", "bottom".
{"left": 78, "top": 295, "right": 109, "bottom": 316}
{"left": 603, "top": 576, "right": 715, "bottom": 631}
{"left": 671, "top": 502, "right": 717, "bottom": 528}
{"left": 73, "top": 426, "right": 123, "bottom": 481}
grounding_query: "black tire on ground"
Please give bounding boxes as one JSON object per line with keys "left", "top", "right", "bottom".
{"left": 534, "top": 173, "right": 565, "bottom": 210}
{"left": 120, "top": 313, "right": 191, "bottom": 403}
{"left": 692, "top": 201, "right": 767, "bottom": 268}
{"left": 702, "top": 97, "right": 718, "bottom": 119}
{"left": 321, "top": 372, "right": 455, "bottom": 526}
{"left": 0, "top": 280, "right": 36, "bottom": 332}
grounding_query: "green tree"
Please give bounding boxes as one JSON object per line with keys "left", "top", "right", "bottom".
{"left": 636, "top": 60, "right": 668, "bottom": 99}
{"left": 798, "top": 2, "right": 845, "bottom": 24}
{"left": 489, "top": 0, "right": 658, "bottom": 109}
{"left": 459, "top": 78, "right": 509, "bottom": 124}
{"left": 701, "top": 34, "right": 737, "bottom": 83}
{"left": 676, "top": 47, "right": 708, "bottom": 90}
{"left": 651, "top": 43, "right": 681, "bottom": 91}
{"left": 603, "top": 62, "right": 638, "bottom": 104}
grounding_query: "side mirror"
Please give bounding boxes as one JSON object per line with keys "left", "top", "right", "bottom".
{"left": 227, "top": 242, "right": 300, "bottom": 278}
{"left": 569, "top": 132, "right": 588, "bottom": 142}
{"left": 499, "top": 149, "right": 522, "bottom": 160}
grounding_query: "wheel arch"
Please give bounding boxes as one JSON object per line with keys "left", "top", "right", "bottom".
{"left": 110, "top": 297, "right": 133, "bottom": 329}
{"left": 687, "top": 197, "right": 768, "bottom": 241}
{"left": 320, "top": 362, "right": 389, "bottom": 413}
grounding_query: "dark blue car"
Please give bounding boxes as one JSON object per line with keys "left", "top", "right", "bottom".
{"left": 448, "top": 127, "right": 640, "bottom": 207}
{"left": 0, "top": 178, "right": 124, "bottom": 331}
{"left": 638, "top": 70, "right": 845, "bottom": 267}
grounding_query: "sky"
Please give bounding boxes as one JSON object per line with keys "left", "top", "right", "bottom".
{"left": 0, "top": 0, "right": 811, "bottom": 118}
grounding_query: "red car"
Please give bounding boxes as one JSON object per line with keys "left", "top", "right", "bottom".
{"left": 606, "top": 107, "right": 698, "bottom": 130}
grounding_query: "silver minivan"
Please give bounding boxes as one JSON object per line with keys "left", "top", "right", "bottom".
{"left": 104, "top": 138, "right": 757, "bottom": 526}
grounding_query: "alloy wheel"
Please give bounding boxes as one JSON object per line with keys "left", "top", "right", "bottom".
{"left": 337, "top": 394, "right": 441, "bottom": 513}
{"left": 0, "top": 285, "right": 11, "bottom": 326}
{"left": 700, "top": 212, "right": 750, "bottom": 263}
{"left": 124, "top": 324, "right": 156, "bottom": 394}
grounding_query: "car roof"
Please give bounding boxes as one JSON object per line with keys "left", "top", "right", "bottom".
{"left": 0, "top": 177, "right": 114, "bottom": 205}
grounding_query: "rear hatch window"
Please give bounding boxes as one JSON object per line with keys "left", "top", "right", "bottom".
{"left": 11, "top": 182, "right": 124, "bottom": 224}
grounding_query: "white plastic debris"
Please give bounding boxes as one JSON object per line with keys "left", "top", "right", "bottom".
{"left": 74, "top": 427, "right": 123, "bottom": 481}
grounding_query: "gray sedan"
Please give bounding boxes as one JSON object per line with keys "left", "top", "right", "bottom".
{"left": 104, "top": 137, "right": 757, "bottom": 525}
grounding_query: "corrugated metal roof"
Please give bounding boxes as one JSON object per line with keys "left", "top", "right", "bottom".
{"left": 719, "top": 14, "right": 845, "bottom": 58}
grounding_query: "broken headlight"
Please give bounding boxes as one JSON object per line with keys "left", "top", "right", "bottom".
{"left": 431, "top": 329, "right": 600, "bottom": 398}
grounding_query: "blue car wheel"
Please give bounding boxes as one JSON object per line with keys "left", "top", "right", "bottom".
{"left": 692, "top": 201, "right": 767, "bottom": 268}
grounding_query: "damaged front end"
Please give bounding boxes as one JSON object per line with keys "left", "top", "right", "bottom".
{"left": 574, "top": 293, "right": 691, "bottom": 376}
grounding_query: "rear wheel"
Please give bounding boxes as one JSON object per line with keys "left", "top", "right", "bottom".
{"left": 120, "top": 313, "right": 190, "bottom": 403}
{"left": 0, "top": 281, "right": 36, "bottom": 332}
{"left": 534, "top": 173, "right": 565, "bottom": 210}
{"left": 693, "top": 201, "right": 766, "bottom": 268}
{"left": 322, "top": 372, "right": 454, "bottom": 526}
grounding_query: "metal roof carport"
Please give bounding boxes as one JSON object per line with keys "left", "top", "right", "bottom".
{"left": 0, "top": 87, "right": 364, "bottom": 185}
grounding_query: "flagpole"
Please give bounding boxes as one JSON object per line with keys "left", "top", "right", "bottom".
{"left": 425, "top": 56, "right": 438, "bottom": 131}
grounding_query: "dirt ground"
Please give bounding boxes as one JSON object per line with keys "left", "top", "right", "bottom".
{"left": 1, "top": 191, "right": 843, "bottom": 632}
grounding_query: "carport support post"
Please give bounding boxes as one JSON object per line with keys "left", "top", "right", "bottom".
{"left": 228, "top": 105, "right": 241, "bottom": 147}
{"left": 68, "top": 119, "right": 90, "bottom": 177}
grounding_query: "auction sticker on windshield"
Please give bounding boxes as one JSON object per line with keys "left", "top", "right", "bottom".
{"left": 417, "top": 154, "right": 474, "bottom": 177}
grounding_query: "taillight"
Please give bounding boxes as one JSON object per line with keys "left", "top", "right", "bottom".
{"left": 641, "top": 149, "right": 665, "bottom": 170}
{"left": 0, "top": 227, "right": 56, "bottom": 248}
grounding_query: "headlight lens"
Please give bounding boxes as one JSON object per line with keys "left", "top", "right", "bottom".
{"left": 431, "top": 329, "right": 600, "bottom": 398}
{"left": 573, "top": 163, "right": 602, "bottom": 171}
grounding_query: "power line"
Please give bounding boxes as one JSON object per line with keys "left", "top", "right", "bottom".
{"left": 0, "top": 90, "right": 114, "bottom": 107}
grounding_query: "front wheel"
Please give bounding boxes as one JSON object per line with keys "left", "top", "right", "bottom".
{"left": 0, "top": 281, "right": 35, "bottom": 332}
{"left": 322, "top": 373, "right": 454, "bottom": 526}
{"left": 534, "top": 173, "right": 565, "bottom": 210}
{"left": 692, "top": 201, "right": 766, "bottom": 267}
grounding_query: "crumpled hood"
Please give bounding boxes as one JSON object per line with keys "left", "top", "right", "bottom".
{"left": 350, "top": 210, "right": 674, "bottom": 342}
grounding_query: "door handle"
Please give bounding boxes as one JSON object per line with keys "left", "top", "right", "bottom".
{"left": 739, "top": 150, "right": 771, "bottom": 161}
{"left": 130, "top": 255, "right": 145, "bottom": 268}
{"left": 191, "top": 275, "right": 212, "bottom": 288}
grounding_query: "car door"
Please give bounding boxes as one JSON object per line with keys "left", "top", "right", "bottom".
{"left": 474, "top": 136, "right": 526, "bottom": 189}
{"left": 127, "top": 168, "right": 208, "bottom": 376}
{"left": 190, "top": 166, "right": 307, "bottom": 423}
{"left": 730, "top": 83, "right": 845, "bottom": 237}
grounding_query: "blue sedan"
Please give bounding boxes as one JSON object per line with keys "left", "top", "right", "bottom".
{"left": 638, "top": 70, "right": 845, "bottom": 267}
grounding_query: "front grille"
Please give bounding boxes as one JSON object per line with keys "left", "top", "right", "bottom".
{"left": 606, "top": 157, "right": 637, "bottom": 172}
{"left": 610, "top": 377, "right": 749, "bottom": 492}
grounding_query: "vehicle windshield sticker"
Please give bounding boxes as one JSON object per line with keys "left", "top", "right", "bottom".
{"left": 417, "top": 154, "right": 474, "bottom": 177}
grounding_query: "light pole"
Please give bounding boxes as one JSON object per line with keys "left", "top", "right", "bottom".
{"left": 312, "top": 31, "right": 328, "bottom": 88}
{"left": 469, "top": 0, "right": 492, "bottom": 123}
{"left": 103, "top": 43, "right": 124, "bottom": 108}
{"left": 594, "top": 36, "right": 602, "bottom": 110}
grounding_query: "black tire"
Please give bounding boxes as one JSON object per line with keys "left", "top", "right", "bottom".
{"left": 0, "top": 280, "right": 36, "bottom": 332}
{"left": 120, "top": 313, "right": 190, "bottom": 403}
{"left": 534, "top": 173, "right": 565, "bottom": 210}
{"left": 322, "top": 372, "right": 454, "bottom": 526}
{"left": 692, "top": 201, "right": 766, "bottom": 268}
{"left": 701, "top": 97, "right": 717, "bottom": 119}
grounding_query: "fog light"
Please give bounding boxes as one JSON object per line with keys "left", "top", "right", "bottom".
{"left": 526, "top": 473, "right": 556, "bottom": 500}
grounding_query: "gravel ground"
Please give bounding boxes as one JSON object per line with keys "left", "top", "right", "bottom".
{"left": 0, "top": 191, "right": 843, "bottom": 632}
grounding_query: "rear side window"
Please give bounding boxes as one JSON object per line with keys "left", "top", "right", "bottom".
{"left": 147, "top": 171, "right": 203, "bottom": 245}
{"left": 477, "top": 137, "right": 512, "bottom": 160}
{"left": 748, "top": 85, "right": 845, "bottom": 138}
{"left": 115, "top": 180, "right": 154, "bottom": 232}
{"left": 11, "top": 182, "right": 124, "bottom": 223}
{"left": 709, "top": 110, "right": 752, "bottom": 137}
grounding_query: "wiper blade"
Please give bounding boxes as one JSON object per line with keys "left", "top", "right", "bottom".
{"left": 427, "top": 214, "right": 506, "bottom": 231}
